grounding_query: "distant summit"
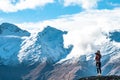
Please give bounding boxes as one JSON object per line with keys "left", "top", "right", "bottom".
{"left": 109, "top": 31, "right": 120, "bottom": 42}
{"left": 0, "top": 23, "right": 30, "bottom": 36}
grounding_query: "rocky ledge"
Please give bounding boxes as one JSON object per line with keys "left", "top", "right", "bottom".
{"left": 79, "top": 75, "right": 120, "bottom": 80}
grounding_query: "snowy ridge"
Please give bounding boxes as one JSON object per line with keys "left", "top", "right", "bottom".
{"left": 0, "top": 23, "right": 30, "bottom": 36}
{"left": 18, "top": 33, "right": 40, "bottom": 63}
{"left": 18, "top": 26, "right": 72, "bottom": 64}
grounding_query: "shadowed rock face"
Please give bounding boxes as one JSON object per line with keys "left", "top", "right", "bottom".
{"left": 22, "top": 60, "right": 80, "bottom": 80}
{"left": 79, "top": 76, "right": 120, "bottom": 80}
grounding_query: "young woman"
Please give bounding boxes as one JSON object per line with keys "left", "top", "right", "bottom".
{"left": 95, "top": 50, "right": 102, "bottom": 76}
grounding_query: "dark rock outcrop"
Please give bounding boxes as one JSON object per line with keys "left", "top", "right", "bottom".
{"left": 79, "top": 76, "right": 120, "bottom": 80}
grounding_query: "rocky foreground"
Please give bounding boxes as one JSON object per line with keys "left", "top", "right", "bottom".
{"left": 79, "top": 75, "right": 120, "bottom": 80}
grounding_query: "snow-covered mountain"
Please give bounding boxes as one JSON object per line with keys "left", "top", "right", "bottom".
{"left": 0, "top": 23, "right": 30, "bottom": 65}
{"left": 0, "top": 23, "right": 120, "bottom": 80}
{"left": 18, "top": 26, "right": 72, "bottom": 65}
{"left": 0, "top": 23, "right": 72, "bottom": 66}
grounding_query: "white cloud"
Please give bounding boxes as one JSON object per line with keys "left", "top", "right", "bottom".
{"left": 0, "top": 0, "right": 16, "bottom": 12}
{"left": 16, "top": 8, "right": 120, "bottom": 60}
{"left": 60, "top": 0, "right": 100, "bottom": 10}
{"left": 0, "top": 0, "right": 54, "bottom": 12}
{"left": 16, "top": 0, "right": 54, "bottom": 10}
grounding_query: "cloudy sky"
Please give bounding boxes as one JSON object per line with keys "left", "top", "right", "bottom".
{"left": 0, "top": 0, "right": 120, "bottom": 59}
{"left": 0, "top": 0, "right": 120, "bottom": 23}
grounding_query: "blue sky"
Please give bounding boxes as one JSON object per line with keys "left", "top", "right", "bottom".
{"left": 0, "top": 0, "right": 120, "bottom": 24}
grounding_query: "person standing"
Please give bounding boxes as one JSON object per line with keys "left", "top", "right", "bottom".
{"left": 95, "top": 50, "right": 102, "bottom": 76}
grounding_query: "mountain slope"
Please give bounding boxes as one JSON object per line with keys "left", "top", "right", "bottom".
{"left": 0, "top": 23, "right": 30, "bottom": 65}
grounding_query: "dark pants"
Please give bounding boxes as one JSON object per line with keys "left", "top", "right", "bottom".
{"left": 96, "top": 62, "right": 101, "bottom": 74}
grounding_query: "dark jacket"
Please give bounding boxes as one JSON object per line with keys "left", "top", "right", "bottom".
{"left": 95, "top": 53, "right": 101, "bottom": 62}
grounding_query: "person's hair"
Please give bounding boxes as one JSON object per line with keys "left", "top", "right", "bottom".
{"left": 97, "top": 50, "right": 100, "bottom": 54}
{"left": 95, "top": 50, "right": 100, "bottom": 55}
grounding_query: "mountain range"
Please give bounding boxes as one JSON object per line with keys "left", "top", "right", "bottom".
{"left": 0, "top": 23, "right": 120, "bottom": 80}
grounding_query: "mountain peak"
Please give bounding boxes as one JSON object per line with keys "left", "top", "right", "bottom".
{"left": 42, "top": 26, "right": 67, "bottom": 34}
{"left": 38, "top": 26, "right": 68, "bottom": 46}
{"left": 109, "top": 30, "right": 120, "bottom": 42}
{"left": 0, "top": 23, "right": 30, "bottom": 36}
